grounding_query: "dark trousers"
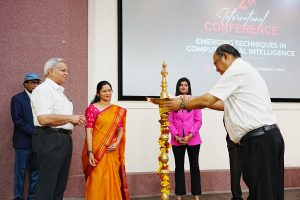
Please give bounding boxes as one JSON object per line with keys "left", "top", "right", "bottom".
{"left": 226, "top": 134, "right": 243, "bottom": 200}
{"left": 14, "top": 149, "right": 38, "bottom": 200}
{"left": 241, "top": 128, "right": 284, "bottom": 200}
{"left": 172, "top": 144, "right": 201, "bottom": 195}
{"left": 32, "top": 128, "right": 73, "bottom": 200}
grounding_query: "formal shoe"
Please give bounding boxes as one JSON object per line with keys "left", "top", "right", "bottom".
{"left": 176, "top": 195, "right": 183, "bottom": 200}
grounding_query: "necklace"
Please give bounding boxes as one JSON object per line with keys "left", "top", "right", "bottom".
{"left": 95, "top": 101, "right": 111, "bottom": 111}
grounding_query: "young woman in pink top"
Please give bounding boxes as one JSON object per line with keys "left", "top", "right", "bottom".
{"left": 168, "top": 77, "right": 202, "bottom": 200}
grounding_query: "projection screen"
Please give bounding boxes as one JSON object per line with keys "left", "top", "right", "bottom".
{"left": 118, "top": 0, "right": 300, "bottom": 101}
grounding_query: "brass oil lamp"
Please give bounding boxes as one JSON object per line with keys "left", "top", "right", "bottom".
{"left": 147, "top": 61, "right": 171, "bottom": 200}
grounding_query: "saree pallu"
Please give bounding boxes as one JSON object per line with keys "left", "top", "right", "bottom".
{"left": 82, "top": 105, "right": 130, "bottom": 200}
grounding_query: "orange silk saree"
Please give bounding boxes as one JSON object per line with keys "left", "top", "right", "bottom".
{"left": 82, "top": 105, "right": 130, "bottom": 200}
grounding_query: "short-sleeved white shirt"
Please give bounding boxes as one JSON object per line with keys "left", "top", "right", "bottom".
{"left": 31, "top": 78, "right": 74, "bottom": 130}
{"left": 209, "top": 58, "right": 276, "bottom": 143}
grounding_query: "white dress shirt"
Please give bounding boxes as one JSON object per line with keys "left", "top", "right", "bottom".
{"left": 31, "top": 78, "right": 74, "bottom": 130}
{"left": 25, "top": 89, "right": 38, "bottom": 123}
{"left": 209, "top": 58, "right": 276, "bottom": 143}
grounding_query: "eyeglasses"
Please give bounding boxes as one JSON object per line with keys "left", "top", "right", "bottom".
{"left": 213, "top": 55, "right": 223, "bottom": 66}
{"left": 53, "top": 68, "right": 68, "bottom": 73}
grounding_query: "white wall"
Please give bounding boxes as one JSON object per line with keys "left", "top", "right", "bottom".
{"left": 88, "top": 0, "right": 300, "bottom": 173}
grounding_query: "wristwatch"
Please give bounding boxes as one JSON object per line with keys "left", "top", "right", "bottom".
{"left": 180, "top": 101, "right": 185, "bottom": 109}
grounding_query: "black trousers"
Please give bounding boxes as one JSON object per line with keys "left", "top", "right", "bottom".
{"left": 226, "top": 134, "right": 243, "bottom": 200}
{"left": 241, "top": 127, "right": 284, "bottom": 200}
{"left": 172, "top": 144, "right": 201, "bottom": 195}
{"left": 32, "top": 127, "right": 73, "bottom": 200}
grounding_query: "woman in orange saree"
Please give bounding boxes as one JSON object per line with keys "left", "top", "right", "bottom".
{"left": 82, "top": 81, "right": 130, "bottom": 200}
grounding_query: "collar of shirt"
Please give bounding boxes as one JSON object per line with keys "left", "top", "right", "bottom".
{"left": 222, "top": 58, "right": 243, "bottom": 76}
{"left": 231, "top": 58, "right": 244, "bottom": 68}
{"left": 45, "top": 78, "right": 65, "bottom": 93}
{"left": 25, "top": 89, "right": 31, "bottom": 98}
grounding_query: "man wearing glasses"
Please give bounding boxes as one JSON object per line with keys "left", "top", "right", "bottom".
{"left": 31, "top": 58, "right": 86, "bottom": 200}
{"left": 11, "top": 72, "right": 41, "bottom": 200}
{"left": 165, "top": 44, "right": 285, "bottom": 200}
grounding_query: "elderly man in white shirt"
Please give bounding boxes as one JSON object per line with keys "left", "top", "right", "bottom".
{"left": 165, "top": 44, "right": 285, "bottom": 200}
{"left": 31, "top": 58, "right": 86, "bottom": 200}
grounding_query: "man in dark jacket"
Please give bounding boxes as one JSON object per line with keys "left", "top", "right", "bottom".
{"left": 11, "top": 72, "right": 41, "bottom": 200}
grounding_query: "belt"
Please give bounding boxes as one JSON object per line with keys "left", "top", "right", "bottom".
{"left": 37, "top": 126, "right": 72, "bottom": 135}
{"left": 241, "top": 124, "right": 278, "bottom": 143}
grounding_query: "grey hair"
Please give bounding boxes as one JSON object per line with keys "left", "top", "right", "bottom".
{"left": 44, "top": 58, "right": 66, "bottom": 75}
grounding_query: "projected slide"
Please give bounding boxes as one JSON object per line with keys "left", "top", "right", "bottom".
{"left": 119, "top": 0, "right": 300, "bottom": 101}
